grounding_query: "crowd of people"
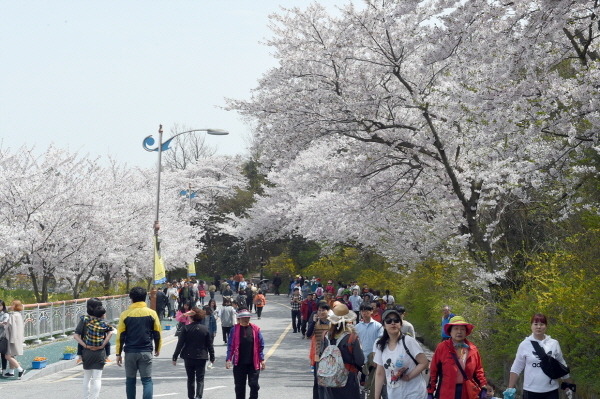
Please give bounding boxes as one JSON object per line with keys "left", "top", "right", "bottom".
{"left": 0, "top": 273, "right": 575, "bottom": 399}
{"left": 283, "top": 276, "right": 574, "bottom": 399}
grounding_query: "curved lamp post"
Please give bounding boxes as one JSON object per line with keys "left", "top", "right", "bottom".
{"left": 143, "top": 124, "right": 229, "bottom": 309}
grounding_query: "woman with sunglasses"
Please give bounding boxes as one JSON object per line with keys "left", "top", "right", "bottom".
{"left": 374, "top": 309, "right": 429, "bottom": 399}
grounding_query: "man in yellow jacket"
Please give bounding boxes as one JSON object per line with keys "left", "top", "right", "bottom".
{"left": 116, "top": 287, "right": 162, "bottom": 399}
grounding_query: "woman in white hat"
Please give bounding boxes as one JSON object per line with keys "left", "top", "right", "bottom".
{"left": 428, "top": 316, "right": 487, "bottom": 399}
{"left": 318, "top": 303, "right": 365, "bottom": 399}
{"left": 373, "top": 308, "right": 429, "bottom": 399}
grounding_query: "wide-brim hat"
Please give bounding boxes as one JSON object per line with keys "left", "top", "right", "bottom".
{"left": 327, "top": 303, "right": 357, "bottom": 324}
{"left": 444, "top": 315, "right": 474, "bottom": 336}
{"left": 237, "top": 309, "right": 253, "bottom": 318}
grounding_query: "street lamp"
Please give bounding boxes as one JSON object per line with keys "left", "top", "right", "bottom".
{"left": 143, "top": 124, "right": 229, "bottom": 310}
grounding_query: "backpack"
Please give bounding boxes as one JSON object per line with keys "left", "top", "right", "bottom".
{"left": 316, "top": 287, "right": 323, "bottom": 297}
{"left": 255, "top": 296, "right": 264, "bottom": 306}
{"left": 317, "top": 332, "right": 356, "bottom": 388}
{"left": 531, "top": 341, "right": 570, "bottom": 380}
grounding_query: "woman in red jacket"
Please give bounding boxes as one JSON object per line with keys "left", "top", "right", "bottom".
{"left": 428, "top": 316, "right": 487, "bottom": 399}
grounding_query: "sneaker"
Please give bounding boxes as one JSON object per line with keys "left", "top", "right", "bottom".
{"left": 105, "top": 358, "right": 112, "bottom": 362}
{"left": 257, "top": 317, "right": 261, "bottom": 320}
{"left": 18, "top": 369, "right": 25, "bottom": 379}
{"left": 3, "top": 373, "right": 14, "bottom": 377}
{"left": 76, "top": 357, "right": 83, "bottom": 365}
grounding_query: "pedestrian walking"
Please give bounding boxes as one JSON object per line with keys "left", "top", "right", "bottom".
{"left": 318, "top": 303, "right": 365, "bottom": 399}
{"left": 272, "top": 273, "right": 282, "bottom": 295}
{"left": 73, "top": 300, "right": 114, "bottom": 399}
{"left": 219, "top": 298, "right": 237, "bottom": 345}
{"left": 200, "top": 305, "right": 218, "bottom": 340}
{"left": 301, "top": 293, "right": 317, "bottom": 338}
{"left": 3, "top": 300, "right": 26, "bottom": 379}
{"left": 356, "top": 303, "right": 384, "bottom": 397}
{"left": 254, "top": 291, "right": 266, "bottom": 319}
{"left": 116, "top": 287, "right": 162, "bottom": 399}
{"left": 440, "top": 305, "right": 454, "bottom": 341}
{"left": 156, "top": 288, "right": 167, "bottom": 320}
{"left": 290, "top": 288, "right": 302, "bottom": 334}
{"left": 166, "top": 283, "right": 179, "bottom": 320}
{"left": 0, "top": 300, "right": 9, "bottom": 375}
{"left": 226, "top": 308, "right": 266, "bottom": 399}
{"left": 172, "top": 307, "right": 215, "bottom": 399}
{"left": 504, "top": 313, "right": 574, "bottom": 399}
{"left": 428, "top": 316, "right": 486, "bottom": 399}
{"left": 307, "top": 301, "right": 331, "bottom": 399}
{"left": 373, "top": 308, "right": 428, "bottom": 399}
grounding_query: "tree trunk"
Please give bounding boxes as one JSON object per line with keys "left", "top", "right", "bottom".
{"left": 28, "top": 266, "right": 42, "bottom": 303}
{"left": 103, "top": 271, "right": 112, "bottom": 295}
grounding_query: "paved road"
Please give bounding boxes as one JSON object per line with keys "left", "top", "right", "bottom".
{"left": 0, "top": 293, "right": 315, "bottom": 398}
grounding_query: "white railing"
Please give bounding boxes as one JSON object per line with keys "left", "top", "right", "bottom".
{"left": 21, "top": 295, "right": 131, "bottom": 344}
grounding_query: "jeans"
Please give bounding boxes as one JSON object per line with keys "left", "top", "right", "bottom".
{"left": 233, "top": 363, "right": 260, "bottom": 399}
{"left": 184, "top": 358, "right": 207, "bottom": 399}
{"left": 125, "top": 352, "right": 153, "bottom": 399}
{"left": 291, "top": 310, "right": 301, "bottom": 332}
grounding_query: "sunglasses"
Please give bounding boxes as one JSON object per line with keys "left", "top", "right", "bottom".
{"left": 385, "top": 318, "right": 401, "bottom": 324}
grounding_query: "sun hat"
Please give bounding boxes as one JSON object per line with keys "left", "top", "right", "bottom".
{"left": 444, "top": 315, "right": 474, "bottom": 336}
{"left": 327, "top": 303, "right": 357, "bottom": 325}
{"left": 237, "top": 309, "right": 252, "bottom": 318}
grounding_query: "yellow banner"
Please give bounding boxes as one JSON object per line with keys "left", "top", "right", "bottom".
{"left": 154, "top": 236, "right": 166, "bottom": 284}
{"left": 188, "top": 263, "right": 196, "bottom": 277}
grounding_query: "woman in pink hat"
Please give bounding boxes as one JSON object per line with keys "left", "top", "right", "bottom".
{"left": 225, "top": 308, "right": 266, "bottom": 399}
{"left": 428, "top": 316, "right": 487, "bottom": 399}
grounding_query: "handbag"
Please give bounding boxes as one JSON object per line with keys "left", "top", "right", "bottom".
{"left": 450, "top": 352, "right": 481, "bottom": 399}
{"left": 175, "top": 321, "right": 184, "bottom": 337}
{"left": 0, "top": 336, "right": 8, "bottom": 353}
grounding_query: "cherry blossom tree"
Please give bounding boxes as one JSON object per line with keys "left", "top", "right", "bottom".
{"left": 228, "top": 1, "right": 599, "bottom": 277}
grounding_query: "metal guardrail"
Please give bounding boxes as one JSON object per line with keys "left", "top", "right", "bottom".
{"left": 21, "top": 295, "right": 131, "bottom": 344}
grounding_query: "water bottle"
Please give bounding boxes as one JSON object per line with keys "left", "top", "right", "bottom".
{"left": 395, "top": 354, "right": 404, "bottom": 369}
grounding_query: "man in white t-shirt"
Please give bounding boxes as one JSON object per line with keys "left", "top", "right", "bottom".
{"left": 395, "top": 305, "right": 416, "bottom": 338}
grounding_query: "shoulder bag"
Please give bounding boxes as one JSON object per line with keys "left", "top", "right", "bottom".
{"left": 531, "top": 341, "right": 570, "bottom": 379}
{"left": 450, "top": 352, "right": 481, "bottom": 399}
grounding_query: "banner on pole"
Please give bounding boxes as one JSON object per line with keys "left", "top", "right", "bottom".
{"left": 188, "top": 263, "right": 196, "bottom": 277}
{"left": 154, "top": 236, "right": 166, "bottom": 284}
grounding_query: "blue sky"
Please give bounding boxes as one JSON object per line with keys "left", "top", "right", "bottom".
{"left": 1, "top": 1, "right": 352, "bottom": 168}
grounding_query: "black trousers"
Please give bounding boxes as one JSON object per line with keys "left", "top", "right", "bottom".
{"left": 291, "top": 310, "right": 301, "bottom": 332}
{"left": 222, "top": 326, "right": 232, "bottom": 343}
{"left": 523, "top": 390, "right": 559, "bottom": 399}
{"left": 256, "top": 307, "right": 263, "bottom": 318}
{"left": 184, "top": 358, "right": 207, "bottom": 399}
{"left": 301, "top": 319, "right": 309, "bottom": 336}
{"left": 233, "top": 363, "right": 260, "bottom": 399}
{"left": 274, "top": 285, "right": 280, "bottom": 295}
